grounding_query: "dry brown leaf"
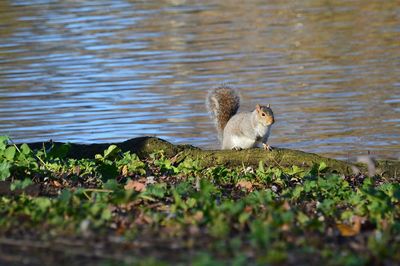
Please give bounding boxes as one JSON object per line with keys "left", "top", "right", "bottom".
{"left": 193, "top": 211, "right": 204, "bottom": 222}
{"left": 52, "top": 180, "right": 62, "bottom": 188}
{"left": 124, "top": 180, "right": 146, "bottom": 192}
{"left": 189, "top": 225, "right": 200, "bottom": 235}
{"left": 282, "top": 201, "right": 291, "bottom": 211}
{"left": 121, "top": 165, "right": 128, "bottom": 176}
{"left": 380, "top": 219, "right": 389, "bottom": 230}
{"left": 73, "top": 166, "right": 81, "bottom": 175}
{"left": 336, "top": 216, "right": 362, "bottom": 237}
{"left": 115, "top": 222, "right": 127, "bottom": 235}
{"left": 236, "top": 180, "right": 253, "bottom": 191}
{"left": 281, "top": 223, "right": 290, "bottom": 231}
{"left": 244, "top": 206, "right": 252, "bottom": 213}
{"left": 134, "top": 212, "right": 153, "bottom": 225}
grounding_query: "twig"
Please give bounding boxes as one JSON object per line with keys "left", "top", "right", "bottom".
{"left": 82, "top": 188, "right": 113, "bottom": 193}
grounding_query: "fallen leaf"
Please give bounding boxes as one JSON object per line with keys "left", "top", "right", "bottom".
{"left": 121, "top": 165, "right": 128, "bottom": 176}
{"left": 336, "top": 216, "right": 362, "bottom": 237}
{"left": 193, "top": 211, "right": 204, "bottom": 222}
{"left": 115, "top": 222, "right": 128, "bottom": 235}
{"left": 244, "top": 206, "right": 252, "bottom": 213}
{"left": 146, "top": 176, "right": 155, "bottom": 185}
{"left": 134, "top": 212, "right": 153, "bottom": 225}
{"left": 380, "top": 219, "right": 389, "bottom": 230}
{"left": 189, "top": 225, "right": 200, "bottom": 235}
{"left": 124, "top": 180, "right": 146, "bottom": 192}
{"left": 73, "top": 166, "right": 81, "bottom": 175}
{"left": 52, "top": 180, "right": 62, "bottom": 188}
{"left": 281, "top": 223, "right": 290, "bottom": 231}
{"left": 236, "top": 180, "right": 253, "bottom": 191}
{"left": 282, "top": 201, "right": 291, "bottom": 211}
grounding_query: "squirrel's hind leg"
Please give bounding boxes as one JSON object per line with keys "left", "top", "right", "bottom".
{"left": 262, "top": 143, "right": 273, "bottom": 151}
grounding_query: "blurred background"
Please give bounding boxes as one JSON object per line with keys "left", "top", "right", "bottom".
{"left": 0, "top": 0, "right": 399, "bottom": 160}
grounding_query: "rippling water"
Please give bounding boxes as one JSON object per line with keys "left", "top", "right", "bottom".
{"left": 0, "top": 0, "right": 399, "bottom": 159}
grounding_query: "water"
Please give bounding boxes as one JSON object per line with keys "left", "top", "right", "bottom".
{"left": 0, "top": 0, "right": 399, "bottom": 160}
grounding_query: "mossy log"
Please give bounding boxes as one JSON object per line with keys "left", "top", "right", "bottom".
{"left": 27, "top": 137, "right": 399, "bottom": 178}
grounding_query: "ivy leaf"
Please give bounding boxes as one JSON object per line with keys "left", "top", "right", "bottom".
{"left": 0, "top": 161, "right": 11, "bottom": 181}
{"left": 33, "top": 197, "right": 52, "bottom": 212}
{"left": 102, "top": 179, "right": 120, "bottom": 191}
{"left": 103, "top": 145, "right": 121, "bottom": 160}
{"left": 318, "top": 162, "right": 327, "bottom": 172}
{"left": 0, "top": 136, "right": 9, "bottom": 150}
{"left": 20, "top": 143, "right": 32, "bottom": 155}
{"left": 4, "top": 146, "right": 16, "bottom": 161}
{"left": 59, "top": 189, "right": 72, "bottom": 203}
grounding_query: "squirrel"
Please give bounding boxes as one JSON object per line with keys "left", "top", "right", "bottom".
{"left": 206, "top": 85, "right": 275, "bottom": 150}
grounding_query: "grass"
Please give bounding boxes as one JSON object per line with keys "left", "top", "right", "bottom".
{"left": 0, "top": 136, "right": 399, "bottom": 265}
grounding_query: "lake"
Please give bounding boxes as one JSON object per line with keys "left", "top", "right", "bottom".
{"left": 0, "top": 0, "right": 399, "bottom": 160}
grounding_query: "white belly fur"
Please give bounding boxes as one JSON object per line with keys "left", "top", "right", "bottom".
{"left": 231, "top": 135, "right": 257, "bottom": 149}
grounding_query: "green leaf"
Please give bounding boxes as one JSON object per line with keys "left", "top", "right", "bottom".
{"left": 48, "top": 143, "right": 71, "bottom": 159}
{"left": 304, "top": 180, "right": 317, "bottom": 192}
{"left": 4, "top": 146, "right": 16, "bottom": 161}
{"left": 318, "top": 162, "right": 327, "bottom": 172}
{"left": 103, "top": 179, "right": 120, "bottom": 191}
{"left": 209, "top": 214, "right": 229, "bottom": 238}
{"left": 20, "top": 143, "right": 32, "bottom": 155}
{"left": 33, "top": 197, "right": 52, "bottom": 212}
{"left": 0, "top": 136, "right": 9, "bottom": 150}
{"left": 10, "top": 178, "right": 33, "bottom": 191}
{"left": 16, "top": 144, "right": 35, "bottom": 167}
{"left": 117, "top": 152, "right": 146, "bottom": 175}
{"left": 250, "top": 220, "right": 271, "bottom": 248}
{"left": 239, "top": 212, "right": 251, "bottom": 224}
{"left": 175, "top": 181, "right": 193, "bottom": 196}
{"left": 95, "top": 154, "right": 103, "bottom": 160}
{"left": 103, "top": 145, "right": 121, "bottom": 160}
{"left": 145, "top": 183, "right": 167, "bottom": 198}
{"left": 273, "top": 168, "right": 282, "bottom": 179}
{"left": 297, "top": 211, "right": 310, "bottom": 225}
{"left": 90, "top": 203, "right": 102, "bottom": 216}
{"left": 291, "top": 186, "right": 303, "bottom": 200}
{"left": 98, "top": 163, "right": 118, "bottom": 181}
{"left": 186, "top": 197, "right": 197, "bottom": 208}
{"left": 59, "top": 189, "right": 72, "bottom": 203}
{"left": 0, "top": 161, "right": 11, "bottom": 181}
{"left": 258, "top": 160, "right": 265, "bottom": 173}
{"left": 101, "top": 208, "right": 112, "bottom": 220}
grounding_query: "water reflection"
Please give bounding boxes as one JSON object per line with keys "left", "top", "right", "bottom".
{"left": 0, "top": 0, "right": 399, "bottom": 159}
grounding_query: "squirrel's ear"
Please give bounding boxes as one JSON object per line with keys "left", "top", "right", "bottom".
{"left": 256, "top": 104, "right": 261, "bottom": 110}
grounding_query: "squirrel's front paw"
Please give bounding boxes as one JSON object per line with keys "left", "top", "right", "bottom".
{"left": 262, "top": 143, "right": 273, "bottom": 151}
{"left": 232, "top": 146, "right": 243, "bottom": 151}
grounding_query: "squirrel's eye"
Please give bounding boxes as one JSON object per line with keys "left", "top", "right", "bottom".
{"left": 261, "top": 113, "right": 265, "bottom": 117}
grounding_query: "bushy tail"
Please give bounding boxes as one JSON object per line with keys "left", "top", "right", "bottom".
{"left": 206, "top": 86, "right": 240, "bottom": 140}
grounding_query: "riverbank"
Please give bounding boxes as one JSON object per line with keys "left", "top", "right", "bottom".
{"left": 0, "top": 136, "right": 399, "bottom": 265}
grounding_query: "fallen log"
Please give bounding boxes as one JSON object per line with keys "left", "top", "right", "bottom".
{"left": 26, "top": 137, "right": 399, "bottom": 178}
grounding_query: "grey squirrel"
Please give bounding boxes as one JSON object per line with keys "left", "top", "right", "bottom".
{"left": 206, "top": 86, "right": 275, "bottom": 150}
